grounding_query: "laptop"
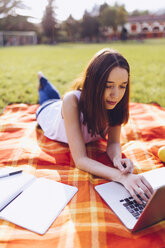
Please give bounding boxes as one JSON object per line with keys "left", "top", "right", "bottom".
{"left": 95, "top": 167, "right": 165, "bottom": 232}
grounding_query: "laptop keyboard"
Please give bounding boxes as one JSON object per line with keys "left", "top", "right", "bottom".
{"left": 119, "top": 196, "right": 146, "bottom": 219}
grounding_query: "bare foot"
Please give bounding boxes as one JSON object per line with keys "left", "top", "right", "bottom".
{"left": 38, "top": 71, "right": 44, "bottom": 80}
{"left": 37, "top": 71, "right": 44, "bottom": 90}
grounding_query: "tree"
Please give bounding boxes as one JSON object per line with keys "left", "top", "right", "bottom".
{"left": 116, "top": 5, "right": 127, "bottom": 26}
{"left": 99, "top": 3, "right": 109, "bottom": 14}
{"left": 81, "top": 11, "right": 100, "bottom": 42}
{"left": 0, "top": 15, "right": 36, "bottom": 31}
{"left": 99, "top": 4, "right": 127, "bottom": 31}
{"left": 62, "top": 15, "right": 81, "bottom": 41}
{"left": 130, "top": 10, "right": 149, "bottom": 16}
{"left": 42, "top": 0, "right": 57, "bottom": 43}
{"left": 0, "top": 0, "right": 34, "bottom": 32}
{"left": 0, "top": 0, "right": 25, "bottom": 18}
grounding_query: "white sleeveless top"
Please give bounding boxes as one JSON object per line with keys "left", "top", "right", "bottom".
{"left": 36, "top": 90, "right": 103, "bottom": 144}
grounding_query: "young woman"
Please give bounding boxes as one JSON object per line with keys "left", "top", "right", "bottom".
{"left": 36, "top": 48, "right": 153, "bottom": 204}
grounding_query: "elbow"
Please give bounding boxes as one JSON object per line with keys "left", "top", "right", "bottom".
{"left": 74, "top": 157, "right": 87, "bottom": 171}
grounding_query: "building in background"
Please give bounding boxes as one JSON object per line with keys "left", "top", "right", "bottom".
{"left": 101, "top": 13, "right": 165, "bottom": 41}
{"left": 125, "top": 14, "right": 165, "bottom": 39}
{"left": 0, "top": 31, "right": 37, "bottom": 46}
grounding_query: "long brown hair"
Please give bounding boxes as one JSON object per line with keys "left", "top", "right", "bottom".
{"left": 72, "top": 48, "right": 130, "bottom": 137}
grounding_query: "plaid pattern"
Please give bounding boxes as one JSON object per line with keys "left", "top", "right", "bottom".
{"left": 0, "top": 102, "right": 165, "bottom": 248}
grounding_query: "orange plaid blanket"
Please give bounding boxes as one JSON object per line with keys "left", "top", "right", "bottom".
{"left": 0, "top": 102, "right": 165, "bottom": 248}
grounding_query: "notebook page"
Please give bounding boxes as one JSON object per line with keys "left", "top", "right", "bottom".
{"left": 0, "top": 178, "right": 78, "bottom": 234}
{"left": 0, "top": 168, "right": 35, "bottom": 211}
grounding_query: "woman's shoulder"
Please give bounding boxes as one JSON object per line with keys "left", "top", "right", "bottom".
{"left": 62, "top": 90, "right": 81, "bottom": 110}
{"left": 62, "top": 90, "right": 81, "bottom": 122}
{"left": 72, "top": 90, "right": 81, "bottom": 99}
{"left": 63, "top": 90, "right": 81, "bottom": 101}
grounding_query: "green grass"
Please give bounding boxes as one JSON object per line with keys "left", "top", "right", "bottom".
{"left": 0, "top": 39, "right": 165, "bottom": 113}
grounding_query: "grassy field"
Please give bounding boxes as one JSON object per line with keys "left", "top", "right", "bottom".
{"left": 0, "top": 38, "right": 165, "bottom": 113}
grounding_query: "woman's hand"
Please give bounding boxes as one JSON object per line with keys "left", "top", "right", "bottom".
{"left": 113, "top": 157, "right": 134, "bottom": 174}
{"left": 118, "top": 173, "right": 154, "bottom": 204}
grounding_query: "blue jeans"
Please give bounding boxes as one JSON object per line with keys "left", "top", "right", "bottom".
{"left": 39, "top": 76, "right": 61, "bottom": 105}
{"left": 36, "top": 76, "right": 61, "bottom": 118}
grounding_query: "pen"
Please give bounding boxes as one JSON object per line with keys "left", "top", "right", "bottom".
{"left": 0, "top": 170, "right": 23, "bottom": 179}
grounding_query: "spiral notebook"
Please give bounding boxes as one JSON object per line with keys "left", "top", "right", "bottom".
{"left": 0, "top": 167, "right": 78, "bottom": 235}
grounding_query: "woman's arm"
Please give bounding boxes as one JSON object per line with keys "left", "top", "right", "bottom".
{"left": 107, "top": 125, "right": 133, "bottom": 174}
{"left": 107, "top": 125, "right": 153, "bottom": 203}
{"left": 62, "top": 92, "right": 124, "bottom": 181}
{"left": 62, "top": 93, "right": 120, "bottom": 180}
{"left": 62, "top": 93, "right": 153, "bottom": 204}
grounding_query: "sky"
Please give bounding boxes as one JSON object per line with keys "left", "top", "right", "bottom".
{"left": 18, "top": 0, "right": 165, "bottom": 23}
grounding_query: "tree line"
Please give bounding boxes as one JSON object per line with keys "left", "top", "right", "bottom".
{"left": 0, "top": 0, "right": 149, "bottom": 43}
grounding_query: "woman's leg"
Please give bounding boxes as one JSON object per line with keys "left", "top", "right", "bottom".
{"left": 38, "top": 72, "right": 61, "bottom": 105}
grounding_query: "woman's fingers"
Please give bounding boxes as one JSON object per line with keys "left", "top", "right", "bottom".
{"left": 133, "top": 186, "right": 149, "bottom": 204}
{"left": 137, "top": 183, "right": 151, "bottom": 200}
{"left": 121, "top": 159, "right": 134, "bottom": 174}
{"left": 121, "top": 174, "right": 154, "bottom": 204}
{"left": 113, "top": 158, "right": 125, "bottom": 172}
{"left": 141, "top": 176, "right": 154, "bottom": 194}
{"left": 131, "top": 176, "right": 154, "bottom": 204}
{"left": 113, "top": 158, "right": 134, "bottom": 174}
{"left": 129, "top": 188, "right": 144, "bottom": 204}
